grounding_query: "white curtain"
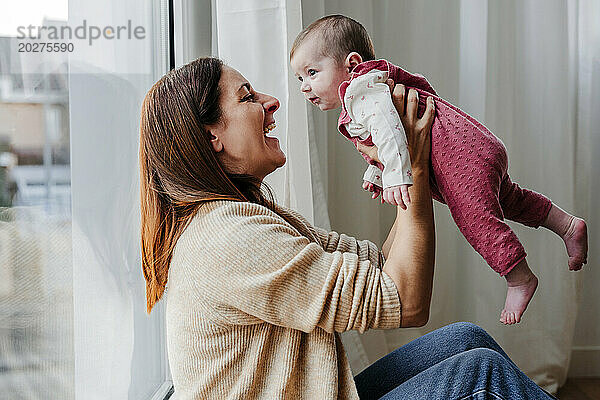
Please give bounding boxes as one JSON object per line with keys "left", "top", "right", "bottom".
{"left": 571, "top": 0, "right": 600, "bottom": 378}
{"left": 296, "top": 0, "right": 597, "bottom": 394}
{"left": 214, "top": 0, "right": 330, "bottom": 226}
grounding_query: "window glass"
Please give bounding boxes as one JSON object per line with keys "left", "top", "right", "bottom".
{"left": 0, "top": 3, "right": 73, "bottom": 398}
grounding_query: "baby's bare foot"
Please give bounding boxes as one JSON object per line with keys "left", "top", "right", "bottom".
{"left": 500, "top": 265, "right": 538, "bottom": 325}
{"left": 562, "top": 217, "right": 588, "bottom": 271}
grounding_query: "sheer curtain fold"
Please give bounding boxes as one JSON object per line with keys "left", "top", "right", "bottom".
{"left": 214, "top": 0, "right": 322, "bottom": 224}
{"left": 571, "top": 0, "right": 600, "bottom": 377}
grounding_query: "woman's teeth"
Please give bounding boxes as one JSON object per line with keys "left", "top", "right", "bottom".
{"left": 263, "top": 123, "right": 276, "bottom": 134}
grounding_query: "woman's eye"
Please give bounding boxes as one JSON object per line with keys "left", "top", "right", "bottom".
{"left": 243, "top": 93, "right": 256, "bottom": 102}
{"left": 308, "top": 69, "right": 316, "bottom": 76}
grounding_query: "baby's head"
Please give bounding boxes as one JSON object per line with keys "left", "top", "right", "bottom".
{"left": 290, "top": 15, "right": 375, "bottom": 111}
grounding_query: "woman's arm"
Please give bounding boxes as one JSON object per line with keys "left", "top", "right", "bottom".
{"left": 376, "top": 85, "right": 436, "bottom": 328}
{"left": 192, "top": 201, "right": 402, "bottom": 334}
{"left": 385, "top": 163, "right": 435, "bottom": 327}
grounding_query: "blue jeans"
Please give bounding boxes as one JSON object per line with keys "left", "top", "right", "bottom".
{"left": 353, "top": 322, "right": 557, "bottom": 399}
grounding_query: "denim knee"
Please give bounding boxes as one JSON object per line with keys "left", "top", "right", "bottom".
{"left": 446, "top": 321, "right": 484, "bottom": 335}
{"left": 446, "top": 322, "right": 491, "bottom": 343}
{"left": 465, "top": 347, "right": 503, "bottom": 364}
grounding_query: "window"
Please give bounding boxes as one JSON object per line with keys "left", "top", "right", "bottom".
{"left": 0, "top": 3, "right": 72, "bottom": 398}
{"left": 0, "top": 0, "right": 172, "bottom": 398}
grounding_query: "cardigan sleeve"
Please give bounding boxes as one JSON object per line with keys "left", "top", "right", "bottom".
{"left": 188, "top": 202, "right": 401, "bottom": 334}
{"left": 309, "top": 224, "right": 384, "bottom": 267}
{"left": 274, "top": 203, "right": 384, "bottom": 268}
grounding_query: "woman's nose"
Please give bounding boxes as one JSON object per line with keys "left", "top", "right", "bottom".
{"left": 263, "top": 95, "right": 280, "bottom": 114}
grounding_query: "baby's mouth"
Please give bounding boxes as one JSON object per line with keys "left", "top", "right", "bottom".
{"left": 309, "top": 96, "right": 319, "bottom": 104}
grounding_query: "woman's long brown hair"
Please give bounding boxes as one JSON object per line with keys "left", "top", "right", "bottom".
{"left": 139, "top": 57, "right": 279, "bottom": 313}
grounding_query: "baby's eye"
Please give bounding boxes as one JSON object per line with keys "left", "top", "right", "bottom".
{"left": 308, "top": 69, "right": 316, "bottom": 76}
{"left": 297, "top": 76, "right": 303, "bottom": 82}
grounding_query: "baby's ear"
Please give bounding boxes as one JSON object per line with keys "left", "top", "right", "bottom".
{"left": 345, "top": 52, "right": 363, "bottom": 72}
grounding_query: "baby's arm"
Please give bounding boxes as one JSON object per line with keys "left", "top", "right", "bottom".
{"left": 345, "top": 71, "right": 413, "bottom": 206}
{"left": 363, "top": 165, "right": 383, "bottom": 201}
{"left": 363, "top": 164, "right": 382, "bottom": 188}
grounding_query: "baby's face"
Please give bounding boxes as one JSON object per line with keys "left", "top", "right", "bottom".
{"left": 291, "top": 40, "right": 350, "bottom": 111}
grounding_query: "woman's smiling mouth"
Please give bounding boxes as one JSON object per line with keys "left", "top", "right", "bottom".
{"left": 263, "top": 122, "right": 276, "bottom": 136}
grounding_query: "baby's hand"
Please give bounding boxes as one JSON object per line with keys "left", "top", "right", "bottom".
{"left": 362, "top": 180, "right": 384, "bottom": 202}
{"left": 383, "top": 184, "right": 411, "bottom": 209}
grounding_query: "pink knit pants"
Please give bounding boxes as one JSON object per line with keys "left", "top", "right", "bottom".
{"left": 338, "top": 60, "right": 553, "bottom": 276}
{"left": 421, "top": 94, "right": 552, "bottom": 276}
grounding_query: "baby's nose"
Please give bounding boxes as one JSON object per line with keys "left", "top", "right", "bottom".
{"left": 300, "top": 80, "right": 310, "bottom": 92}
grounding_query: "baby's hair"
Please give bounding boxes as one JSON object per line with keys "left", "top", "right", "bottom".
{"left": 290, "top": 14, "right": 375, "bottom": 65}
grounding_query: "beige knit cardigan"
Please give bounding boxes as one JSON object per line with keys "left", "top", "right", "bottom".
{"left": 165, "top": 200, "right": 402, "bottom": 399}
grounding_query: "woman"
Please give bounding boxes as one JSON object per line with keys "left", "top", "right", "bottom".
{"left": 139, "top": 57, "right": 555, "bottom": 399}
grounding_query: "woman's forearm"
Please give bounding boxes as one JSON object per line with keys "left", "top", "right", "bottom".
{"left": 382, "top": 166, "right": 435, "bottom": 327}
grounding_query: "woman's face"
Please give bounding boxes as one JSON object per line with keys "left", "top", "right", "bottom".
{"left": 208, "top": 66, "right": 286, "bottom": 180}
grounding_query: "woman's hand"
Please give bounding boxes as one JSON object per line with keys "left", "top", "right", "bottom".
{"left": 387, "top": 80, "right": 435, "bottom": 169}
{"left": 356, "top": 141, "right": 381, "bottom": 164}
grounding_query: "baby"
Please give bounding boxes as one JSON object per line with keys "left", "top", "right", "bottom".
{"left": 290, "top": 15, "right": 589, "bottom": 325}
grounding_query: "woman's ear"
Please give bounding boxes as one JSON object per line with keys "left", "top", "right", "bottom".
{"left": 208, "top": 131, "right": 223, "bottom": 153}
{"left": 344, "top": 52, "right": 364, "bottom": 73}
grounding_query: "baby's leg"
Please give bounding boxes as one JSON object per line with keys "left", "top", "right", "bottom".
{"left": 543, "top": 205, "right": 588, "bottom": 270}
{"left": 500, "top": 175, "right": 588, "bottom": 270}
{"left": 443, "top": 95, "right": 588, "bottom": 270}
{"left": 501, "top": 258, "right": 538, "bottom": 324}
{"left": 432, "top": 154, "right": 537, "bottom": 324}
{"left": 443, "top": 101, "right": 588, "bottom": 269}
{"left": 498, "top": 174, "right": 552, "bottom": 227}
